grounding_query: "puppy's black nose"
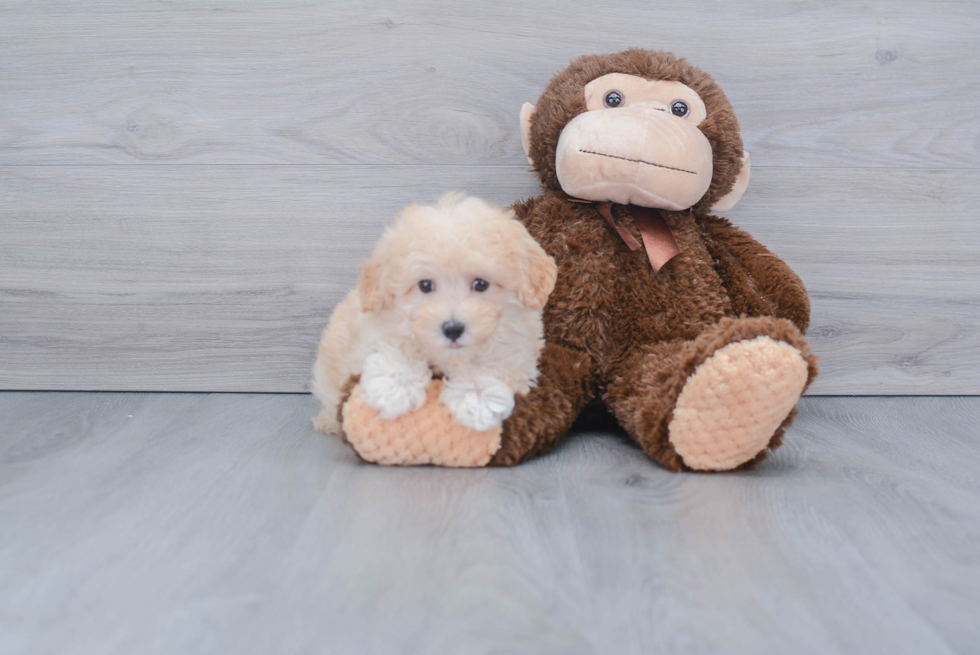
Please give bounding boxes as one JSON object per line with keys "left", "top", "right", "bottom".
{"left": 441, "top": 320, "right": 465, "bottom": 342}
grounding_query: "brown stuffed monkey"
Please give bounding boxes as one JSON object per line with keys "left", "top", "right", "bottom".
{"left": 339, "top": 49, "right": 818, "bottom": 471}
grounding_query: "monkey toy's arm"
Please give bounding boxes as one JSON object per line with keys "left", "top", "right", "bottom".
{"left": 698, "top": 214, "right": 811, "bottom": 334}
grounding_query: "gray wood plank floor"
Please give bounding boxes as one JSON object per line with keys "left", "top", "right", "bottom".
{"left": 2, "top": 0, "right": 979, "bottom": 394}
{"left": 1, "top": 393, "right": 978, "bottom": 655}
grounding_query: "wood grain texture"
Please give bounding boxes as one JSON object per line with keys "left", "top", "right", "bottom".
{"left": 1, "top": 0, "right": 979, "bottom": 394}
{"left": 2, "top": 165, "right": 978, "bottom": 394}
{"left": 1, "top": 393, "right": 978, "bottom": 654}
{"left": 0, "top": 0, "right": 977, "bottom": 169}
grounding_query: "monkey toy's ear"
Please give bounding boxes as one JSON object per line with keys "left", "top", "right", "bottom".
{"left": 520, "top": 102, "right": 535, "bottom": 166}
{"left": 710, "top": 152, "right": 751, "bottom": 213}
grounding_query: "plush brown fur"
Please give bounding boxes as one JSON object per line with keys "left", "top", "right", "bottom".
{"left": 486, "top": 49, "right": 818, "bottom": 470}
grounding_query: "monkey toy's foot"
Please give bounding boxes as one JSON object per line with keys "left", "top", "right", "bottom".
{"left": 608, "top": 316, "right": 818, "bottom": 472}
{"left": 339, "top": 380, "right": 502, "bottom": 467}
{"left": 667, "top": 334, "right": 810, "bottom": 471}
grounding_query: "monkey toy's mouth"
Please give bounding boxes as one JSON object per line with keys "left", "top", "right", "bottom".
{"left": 577, "top": 149, "right": 699, "bottom": 176}
{"left": 554, "top": 107, "right": 714, "bottom": 211}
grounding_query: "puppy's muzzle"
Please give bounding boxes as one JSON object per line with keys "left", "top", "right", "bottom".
{"left": 441, "top": 320, "right": 465, "bottom": 343}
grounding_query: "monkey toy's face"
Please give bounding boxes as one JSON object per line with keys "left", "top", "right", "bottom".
{"left": 555, "top": 73, "right": 713, "bottom": 211}
{"left": 521, "top": 51, "right": 751, "bottom": 214}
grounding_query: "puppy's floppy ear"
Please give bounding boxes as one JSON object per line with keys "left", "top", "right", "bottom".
{"left": 520, "top": 103, "right": 535, "bottom": 166}
{"left": 357, "top": 259, "right": 388, "bottom": 312}
{"left": 517, "top": 236, "right": 558, "bottom": 311}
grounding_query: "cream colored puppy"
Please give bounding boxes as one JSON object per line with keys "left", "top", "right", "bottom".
{"left": 312, "top": 193, "right": 558, "bottom": 434}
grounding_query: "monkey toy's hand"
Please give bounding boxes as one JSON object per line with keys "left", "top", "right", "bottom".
{"left": 338, "top": 340, "right": 596, "bottom": 468}
{"left": 340, "top": 378, "right": 503, "bottom": 467}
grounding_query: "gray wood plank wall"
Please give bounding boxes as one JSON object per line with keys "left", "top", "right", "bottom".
{"left": 1, "top": 0, "right": 978, "bottom": 394}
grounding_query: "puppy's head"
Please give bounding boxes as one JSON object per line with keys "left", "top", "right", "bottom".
{"left": 358, "top": 193, "right": 557, "bottom": 361}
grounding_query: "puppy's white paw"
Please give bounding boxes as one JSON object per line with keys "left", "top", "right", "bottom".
{"left": 360, "top": 351, "right": 431, "bottom": 420}
{"left": 441, "top": 377, "right": 515, "bottom": 432}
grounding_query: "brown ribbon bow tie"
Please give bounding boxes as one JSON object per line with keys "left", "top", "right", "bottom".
{"left": 592, "top": 201, "right": 680, "bottom": 273}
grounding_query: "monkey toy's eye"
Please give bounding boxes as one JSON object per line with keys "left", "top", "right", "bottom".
{"left": 603, "top": 90, "right": 624, "bottom": 108}
{"left": 418, "top": 279, "right": 435, "bottom": 293}
{"left": 670, "top": 100, "right": 690, "bottom": 117}
{"left": 471, "top": 278, "right": 490, "bottom": 292}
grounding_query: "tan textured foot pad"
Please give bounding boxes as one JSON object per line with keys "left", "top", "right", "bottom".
{"left": 342, "top": 380, "right": 502, "bottom": 467}
{"left": 668, "top": 336, "right": 809, "bottom": 471}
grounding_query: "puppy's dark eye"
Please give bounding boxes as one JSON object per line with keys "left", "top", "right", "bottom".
{"left": 471, "top": 278, "right": 489, "bottom": 292}
{"left": 670, "top": 100, "right": 689, "bottom": 117}
{"left": 418, "top": 280, "right": 435, "bottom": 293}
{"left": 603, "top": 90, "right": 624, "bottom": 108}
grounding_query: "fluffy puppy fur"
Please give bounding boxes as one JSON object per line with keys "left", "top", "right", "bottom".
{"left": 312, "top": 193, "right": 558, "bottom": 434}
